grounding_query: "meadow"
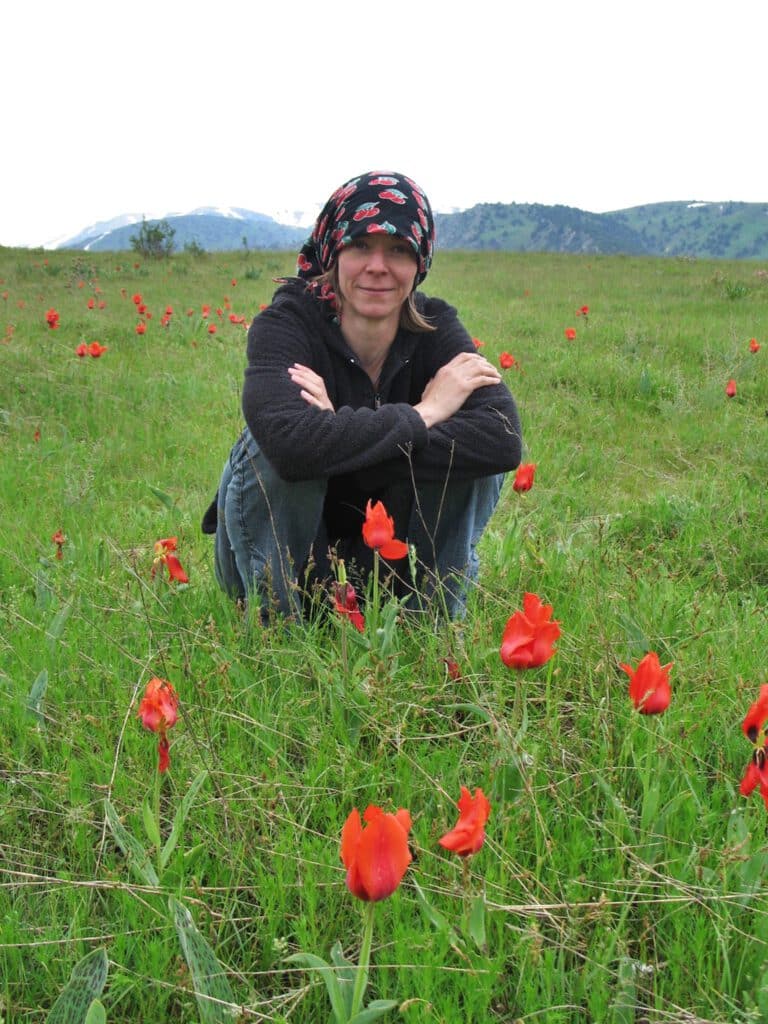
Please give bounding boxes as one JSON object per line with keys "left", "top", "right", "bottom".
{"left": 1, "top": 243, "right": 767, "bottom": 1023}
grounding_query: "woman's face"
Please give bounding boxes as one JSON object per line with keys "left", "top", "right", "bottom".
{"left": 336, "top": 235, "right": 418, "bottom": 331}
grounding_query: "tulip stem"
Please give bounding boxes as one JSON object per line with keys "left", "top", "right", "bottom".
{"left": 350, "top": 902, "right": 376, "bottom": 1018}
{"left": 153, "top": 758, "right": 162, "bottom": 873}
{"left": 370, "top": 551, "right": 381, "bottom": 638}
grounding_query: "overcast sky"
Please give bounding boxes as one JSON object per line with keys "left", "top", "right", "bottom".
{"left": 3, "top": 0, "right": 765, "bottom": 248}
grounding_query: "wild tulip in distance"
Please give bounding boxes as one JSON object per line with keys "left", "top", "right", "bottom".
{"left": 333, "top": 580, "right": 365, "bottom": 632}
{"left": 51, "top": 529, "right": 66, "bottom": 560}
{"left": 740, "top": 684, "right": 768, "bottom": 810}
{"left": 725, "top": 379, "right": 737, "bottom": 398}
{"left": 749, "top": 338, "right": 760, "bottom": 353}
{"left": 341, "top": 805, "right": 412, "bottom": 901}
{"left": 138, "top": 676, "right": 179, "bottom": 773}
{"left": 499, "top": 351, "right": 516, "bottom": 369}
{"left": 438, "top": 786, "right": 491, "bottom": 857}
{"left": 152, "top": 537, "right": 189, "bottom": 583}
{"left": 564, "top": 327, "right": 577, "bottom": 341}
{"left": 620, "top": 651, "right": 672, "bottom": 715}
{"left": 500, "top": 592, "right": 561, "bottom": 669}
{"left": 513, "top": 462, "right": 536, "bottom": 492}
{"left": 46, "top": 308, "right": 60, "bottom": 329}
{"left": 362, "top": 500, "right": 409, "bottom": 559}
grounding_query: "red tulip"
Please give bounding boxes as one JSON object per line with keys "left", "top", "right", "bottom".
{"left": 340, "top": 805, "right": 412, "bottom": 901}
{"left": 576, "top": 305, "right": 589, "bottom": 318}
{"left": 564, "top": 327, "right": 577, "bottom": 341}
{"left": 500, "top": 593, "right": 561, "bottom": 669}
{"left": 138, "top": 676, "right": 179, "bottom": 772}
{"left": 725, "top": 379, "right": 737, "bottom": 398}
{"left": 513, "top": 462, "right": 536, "bottom": 492}
{"left": 740, "top": 685, "right": 768, "bottom": 809}
{"left": 749, "top": 338, "right": 760, "bottom": 353}
{"left": 620, "top": 652, "right": 672, "bottom": 715}
{"left": 135, "top": 321, "right": 147, "bottom": 335}
{"left": 88, "top": 341, "right": 107, "bottom": 357}
{"left": 333, "top": 581, "right": 365, "bottom": 632}
{"left": 362, "top": 500, "right": 409, "bottom": 560}
{"left": 76, "top": 343, "right": 89, "bottom": 358}
{"left": 152, "top": 537, "right": 189, "bottom": 583}
{"left": 472, "top": 337, "right": 484, "bottom": 349}
{"left": 45, "top": 308, "right": 60, "bottom": 329}
{"left": 132, "top": 293, "right": 142, "bottom": 305}
{"left": 438, "top": 786, "right": 491, "bottom": 857}
{"left": 87, "top": 297, "right": 95, "bottom": 310}
{"left": 499, "top": 351, "right": 516, "bottom": 369}
{"left": 51, "top": 529, "right": 66, "bottom": 560}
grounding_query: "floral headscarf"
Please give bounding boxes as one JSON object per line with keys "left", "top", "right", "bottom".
{"left": 295, "top": 171, "right": 435, "bottom": 287}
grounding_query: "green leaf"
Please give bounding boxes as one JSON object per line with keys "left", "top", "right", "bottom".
{"left": 47, "top": 600, "right": 73, "bottom": 645}
{"left": 329, "top": 941, "right": 356, "bottom": 1015}
{"left": 467, "top": 894, "right": 487, "bottom": 952}
{"left": 160, "top": 769, "right": 208, "bottom": 871}
{"left": 26, "top": 669, "right": 48, "bottom": 726}
{"left": 46, "top": 947, "right": 108, "bottom": 1024}
{"left": 84, "top": 1000, "right": 107, "bottom": 1024}
{"left": 103, "top": 799, "right": 159, "bottom": 887}
{"left": 285, "top": 952, "right": 348, "bottom": 1024}
{"left": 170, "top": 897, "right": 237, "bottom": 1023}
{"left": 608, "top": 956, "right": 638, "bottom": 1024}
{"left": 35, "top": 569, "right": 55, "bottom": 610}
{"left": 142, "top": 792, "right": 161, "bottom": 850}
{"left": 348, "top": 1000, "right": 399, "bottom": 1024}
{"left": 411, "top": 879, "right": 461, "bottom": 947}
{"left": 148, "top": 484, "right": 175, "bottom": 509}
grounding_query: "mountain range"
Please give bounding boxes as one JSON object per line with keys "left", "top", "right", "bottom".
{"left": 51, "top": 200, "right": 768, "bottom": 261}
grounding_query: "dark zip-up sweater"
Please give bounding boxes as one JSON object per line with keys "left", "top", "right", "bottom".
{"left": 242, "top": 281, "right": 522, "bottom": 490}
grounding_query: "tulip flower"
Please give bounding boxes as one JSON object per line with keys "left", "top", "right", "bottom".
{"left": 88, "top": 341, "right": 107, "bottom": 357}
{"left": 500, "top": 592, "right": 561, "bottom": 669}
{"left": 740, "top": 685, "right": 768, "bottom": 809}
{"left": 341, "top": 805, "right": 412, "bottom": 902}
{"left": 564, "top": 327, "right": 576, "bottom": 341}
{"left": 725, "top": 379, "right": 737, "bottom": 398}
{"left": 576, "top": 305, "right": 589, "bottom": 318}
{"left": 138, "top": 676, "right": 179, "bottom": 772}
{"left": 45, "top": 308, "right": 60, "bottom": 329}
{"left": 749, "top": 338, "right": 760, "bottom": 353}
{"left": 135, "top": 321, "right": 147, "bottom": 335}
{"left": 620, "top": 652, "right": 672, "bottom": 715}
{"left": 513, "top": 462, "right": 536, "bottom": 492}
{"left": 52, "top": 529, "right": 66, "bottom": 560}
{"left": 333, "top": 580, "right": 365, "bottom": 632}
{"left": 439, "top": 786, "right": 491, "bottom": 857}
{"left": 152, "top": 537, "right": 189, "bottom": 583}
{"left": 76, "top": 343, "right": 89, "bottom": 357}
{"left": 362, "top": 500, "right": 408, "bottom": 560}
{"left": 499, "top": 351, "right": 516, "bottom": 369}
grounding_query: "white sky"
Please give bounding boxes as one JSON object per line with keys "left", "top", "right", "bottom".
{"left": 3, "top": 0, "right": 765, "bottom": 248}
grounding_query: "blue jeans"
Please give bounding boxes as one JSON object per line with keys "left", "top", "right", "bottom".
{"left": 214, "top": 427, "right": 504, "bottom": 620}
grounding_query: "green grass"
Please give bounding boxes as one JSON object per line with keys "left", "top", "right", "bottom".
{"left": 1, "top": 246, "right": 767, "bottom": 1023}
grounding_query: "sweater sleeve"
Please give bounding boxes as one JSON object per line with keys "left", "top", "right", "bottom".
{"left": 354, "top": 300, "right": 523, "bottom": 488}
{"left": 241, "top": 295, "right": 430, "bottom": 482}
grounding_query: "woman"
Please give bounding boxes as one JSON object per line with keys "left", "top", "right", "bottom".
{"left": 206, "top": 171, "right": 522, "bottom": 620}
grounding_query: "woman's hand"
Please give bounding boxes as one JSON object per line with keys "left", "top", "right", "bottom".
{"left": 288, "top": 363, "right": 335, "bottom": 412}
{"left": 414, "top": 352, "right": 501, "bottom": 429}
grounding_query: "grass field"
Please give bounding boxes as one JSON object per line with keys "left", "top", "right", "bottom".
{"left": 1, "top": 244, "right": 767, "bottom": 1023}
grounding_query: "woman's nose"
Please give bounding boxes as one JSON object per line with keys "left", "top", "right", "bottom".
{"left": 364, "top": 247, "right": 388, "bottom": 271}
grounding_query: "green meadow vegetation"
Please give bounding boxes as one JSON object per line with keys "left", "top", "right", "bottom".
{"left": 1, "top": 245, "right": 767, "bottom": 1023}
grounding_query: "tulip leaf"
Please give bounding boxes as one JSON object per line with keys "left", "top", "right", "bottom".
{"left": 285, "top": 952, "right": 348, "bottom": 1024}
{"left": 26, "top": 669, "right": 48, "bottom": 727}
{"left": 84, "top": 1000, "right": 107, "bottom": 1024}
{"left": 46, "top": 600, "right": 73, "bottom": 645}
{"left": 411, "top": 879, "right": 461, "bottom": 947}
{"left": 170, "top": 897, "right": 238, "bottom": 1023}
{"left": 467, "top": 894, "right": 487, "bottom": 953}
{"left": 103, "top": 799, "right": 159, "bottom": 887}
{"left": 35, "top": 569, "right": 55, "bottom": 609}
{"left": 147, "top": 484, "right": 176, "bottom": 509}
{"left": 160, "top": 769, "right": 208, "bottom": 871}
{"left": 141, "top": 793, "right": 162, "bottom": 851}
{"left": 45, "top": 947, "right": 108, "bottom": 1024}
{"left": 348, "top": 1000, "right": 399, "bottom": 1024}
